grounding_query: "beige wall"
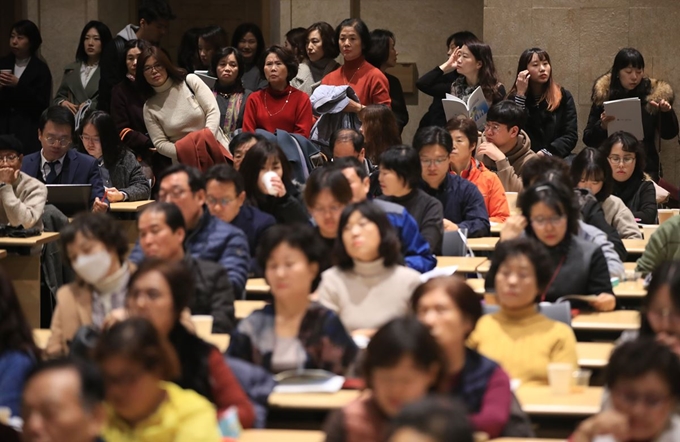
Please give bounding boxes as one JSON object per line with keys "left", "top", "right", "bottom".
{"left": 484, "top": 0, "right": 680, "bottom": 182}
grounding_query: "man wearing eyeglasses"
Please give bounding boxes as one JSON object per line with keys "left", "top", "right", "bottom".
{"left": 0, "top": 134, "right": 47, "bottom": 229}
{"left": 20, "top": 106, "right": 106, "bottom": 212}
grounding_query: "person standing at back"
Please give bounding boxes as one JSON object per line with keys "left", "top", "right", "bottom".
{"left": 98, "top": 0, "right": 175, "bottom": 113}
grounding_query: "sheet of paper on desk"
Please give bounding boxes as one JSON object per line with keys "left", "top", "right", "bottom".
{"left": 420, "top": 266, "right": 458, "bottom": 283}
{"left": 273, "top": 375, "right": 345, "bottom": 394}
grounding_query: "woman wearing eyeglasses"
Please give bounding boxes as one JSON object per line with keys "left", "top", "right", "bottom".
{"left": 570, "top": 339, "right": 680, "bottom": 442}
{"left": 600, "top": 131, "right": 658, "bottom": 225}
{"left": 499, "top": 180, "right": 615, "bottom": 311}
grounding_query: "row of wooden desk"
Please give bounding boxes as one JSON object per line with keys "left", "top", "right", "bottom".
{"left": 468, "top": 236, "right": 648, "bottom": 256}
{"left": 236, "top": 430, "right": 560, "bottom": 442}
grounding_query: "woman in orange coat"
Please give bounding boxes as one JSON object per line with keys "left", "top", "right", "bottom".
{"left": 446, "top": 117, "right": 510, "bottom": 222}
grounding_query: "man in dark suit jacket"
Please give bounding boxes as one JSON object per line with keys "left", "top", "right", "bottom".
{"left": 20, "top": 106, "right": 107, "bottom": 211}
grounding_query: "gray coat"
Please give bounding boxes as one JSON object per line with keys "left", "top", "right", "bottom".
{"left": 103, "top": 150, "right": 150, "bottom": 201}
{"left": 54, "top": 61, "right": 101, "bottom": 108}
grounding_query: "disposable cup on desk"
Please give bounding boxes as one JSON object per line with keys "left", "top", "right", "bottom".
{"left": 572, "top": 369, "right": 592, "bottom": 393}
{"left": 548, "top": 363, "right": 573, "bottom": 395}
{"left": 622, "top": 270, "right": 643, "bottom": 282}
{"left": 658, "top": 209, "right": 677, "bottom": 224}
{"left": 191, "top": 315, "right": 213, "bottom": 340}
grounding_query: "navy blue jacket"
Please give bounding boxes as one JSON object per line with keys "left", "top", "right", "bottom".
{"left": 21, "top": 148, "right": 105, "bottom": 207}
{"left": 231, "top": 204, "right": 276, "bottom": 275}
{"left": 373, "top": 199, "right": 437, "bottom": 273}
{"left": 130, "top": 207, "right": 250, "bottom": 294}
{"left": 421, "top": 174, "right": 490, "bottom": 238}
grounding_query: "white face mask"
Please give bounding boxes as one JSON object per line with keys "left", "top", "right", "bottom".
{"left": 71, "top": 249, "right": 112, "bottom": 285}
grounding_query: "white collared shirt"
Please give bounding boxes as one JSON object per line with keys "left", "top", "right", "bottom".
{"left": 40, "top": 150, "right": 66, "bottom": 182}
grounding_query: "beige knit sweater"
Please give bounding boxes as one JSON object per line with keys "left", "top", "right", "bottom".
{"left": 143, "top": 73, "right": 229, "bottom": 162}
{"left": 317, "top": 259, "right": 422, "bottom": 332}
{"left": 0, "top": 171, "right": 46, "bottom": 229}
{"left": 601, "top": 195, "right": 643, "bottom": 239}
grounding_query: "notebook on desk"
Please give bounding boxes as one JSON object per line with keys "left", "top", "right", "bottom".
{"left": 46, "top": 184, "right": 91, "bottom": 217}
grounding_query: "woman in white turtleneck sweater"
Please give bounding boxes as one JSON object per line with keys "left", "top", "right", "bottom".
{"left": 317, "top": 201, "right": 421, "bottom": 336}
{"left": 46, "top": 213, "right": 133, "bottom": 358}
{"left": 137, "top": 46, "right": 229, "bottom": 163}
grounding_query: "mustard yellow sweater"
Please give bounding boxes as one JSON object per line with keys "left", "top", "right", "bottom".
{"left": 467, "top": 305, "right": 578, "bottom": 386}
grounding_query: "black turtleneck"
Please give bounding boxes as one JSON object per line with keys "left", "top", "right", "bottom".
{"left": 612, "top": 171, "right": 658, "bottom": 224}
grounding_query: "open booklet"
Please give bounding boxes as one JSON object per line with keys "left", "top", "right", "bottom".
{"left": 442, "top": 86, "right": 489, "bottom": 130}
{"left": 194, "top": 70, "right": 217, "bottom": 89}
{"left": 272, "top": 369, "right": 345, "bottom": 394}
{"left": 603, "top": 97, "right": 644, "bottom": 140}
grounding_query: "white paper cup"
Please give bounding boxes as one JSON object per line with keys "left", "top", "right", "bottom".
{"left": 191, "top": 315, "right": 213, "bottom": 339}
{"left": 0, "top": 69, "right": 11, "bottom": 75}
{"left": 547, "top": 363, "right": 573, "bottom": 396}
{"left": 261, "top": 171, "right": 279, "bottom": 196}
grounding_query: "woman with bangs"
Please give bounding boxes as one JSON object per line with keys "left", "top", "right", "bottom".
{"left": 290, "top": 22, "right": 340, "bottom": 96}
{"left": 211, "top": 47, "right": 251, "bottom": 135}
{"left": 583, "top": 48, "right": 678, "bottom": 180}
{"left": 422, "top": 40, "right": 505, "bottom": 110}
{"left": 571, "top": 147, "right": 641, "bottom": 239}
{"left": 499, "top": 180, "right": 615, "bottom": 311}
{"left": 508, "top": 48, "right": 577, "bottom": 158}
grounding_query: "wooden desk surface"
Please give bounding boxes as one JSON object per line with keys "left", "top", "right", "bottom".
{"left": 268, "top": 389, "right": 361, "bottom": 410}
{"left": 572, "top": 310, "right": 639, "bottom": 331}
{"left": 246, "top": 278, "right": 270, "bottom": 294}
{"left": 235, "top": 300, "right": 267, "bottom": 319}
{"left": 467, "top": 237, "right": 499, "bottom": 252}
{"left": 109, "top": 200, "right": 154, "bottom": 212}
{"left": 516, "top": 385, "right": 602, "bottom": 416}
{"left": 494, "top": 439, "right": 562, "bottom": 442}
{"left": 622, "top": 238, "right": 647, "bottom": 254}
{"left": 0, "top": 250, "right": 6, "bottom": 259}
{"left": 466, "top": 278, "right": 486, "bottom": 294}
{"left": 614, "top": 280, "right": 646, "bottom": 298}
{"left": 577, "top": 342, "right": 614, "bottom": 368}
{"left": 0, "top": 231, "right": 60, "bottom": 247}
{"left": 205, "top": 333, "right": 230, "bottom": 352}
{"left": 239, "top": 430, "right": 324, "bottom": 442}
{"left": 435, "top": 256, "right": 489, "bottom": 273}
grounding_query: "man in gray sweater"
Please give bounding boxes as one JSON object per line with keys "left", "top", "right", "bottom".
{"left": 0, "top": 134, "right": 46, "bottom": 229}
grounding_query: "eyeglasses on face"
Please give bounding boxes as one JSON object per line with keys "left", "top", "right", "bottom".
{"left": 608, "top": 156, "right": 636, "bottom": 165}
{"left": 143, "top": 63, "right": 165, "bottom": 73}
{"left": 530, "top": 215, "right": 566, "bottom": 228}
{"left": 43, "top": 136, "right": 71, "bottom": 147}
{"left": 0, "top": 154, "right": 19, "bottom": 163}
{"left": 420, "top": 157, "right": 448, "bottom": 167}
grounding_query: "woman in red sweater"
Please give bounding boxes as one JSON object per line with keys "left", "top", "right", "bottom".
{"left": 321, "top": 18, "right": 391, "bottom": 110}
{"left": 125, "top": 259, "right": 255, "bottom": 428}
{"left": 242, "top": 45, "right": 313, "bottom": 137}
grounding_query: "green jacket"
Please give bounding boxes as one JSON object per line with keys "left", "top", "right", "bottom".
{"left": 636, "top": 216, "right": 680, "bottom": 273}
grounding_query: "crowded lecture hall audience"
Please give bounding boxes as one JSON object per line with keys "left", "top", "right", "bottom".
{"left": 3, "top": 2, "right": 680, "bottom": 440}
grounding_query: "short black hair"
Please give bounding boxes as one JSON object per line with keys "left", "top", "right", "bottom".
{"left": 605, "top": 338, "right": 680, "bottom": 399}
{"left": 39, "top": 106, "right": 75, "bottom": 134}
{"left": 333, "top": 156, "right": 368, "bottom": 180}
{"left": 379, "top": 145, "right": 421, "bottom": 189}
{"left": 304, "top": 166, "right": 353, "bottom": 208}
{"left": 140, "top": 201, "right": 186, "bottom": 232}
{"left": 486, "top": 100, "right": 526, "bottom": 132}
{"left": 122, "top": 39, "right": 150, "bottom": 77}
{"left": 640, "top": 261, "right": 680, "bottom": 337}
{"left": 200, "top": 25, "right": 228, "bottom": 53}
{"left": 61, "top": 212, "right": 129, "bottom": 264}
{"left": 259, "top": 45, "right": 298, "bottom": 82}
{"left": 446, "top": 30, "right": 478, "bottom": 49}
{"left": 600, "top": 131, "right": 646, "bottom": 179}
{"left": 388, "top": 396, "right": 474, "bottom": 442}
{"left": 570, "top": 147, "right": 613, "bottom": 202}
{"left": 334, "top": 201, "right": 402, "bottom": 269}
{"left": 128, "top": 259, "right": 194, "bottom": 316}
{"left": 240, "top": 140, "right": 294, "bottom": 202}
{"left": 306, "top": 22, "right": 339, "bottom": 59}
{"left": 445, "top": 117, "right": 479, "bottom": 154}
{"left": 330, "top": 128, "right": 364, "bottom": 154}
{"left": 256, "top": 223, "right": 327, "bottom": 291}
{"left": 486, "top": 237, "right": 554, "bottom": 295}
{"left": 366, "top": 29, "right": 395, "bottom": 69}
{"left": 519, "top": 180, "right": 580, "bottom": 238}
{"left": 521, "top": 155, "right": 570, "bottom": 189}
{"left": 211, "top": 47, "right": 245, "bottom": 88}
{"left": 25, "top": 358, "right": 105, "bottom": 410}
{"left": 231, "top": 23, "right": 265, "bottom": 62}
{"left": 229, "top": 132, "right": 265, "bottom": 155}
{"left": 75, "top": 21, "right": 112, "bottom": 63}
{"left": 11, "top": 20, "right": 42, "bottom": 54}
{"left": 0, "top": 134, "right": 23, "bottom": 155}
{"left": 412, "top": 126, "right": 453, "bottom": 154}
{"left": 363, "top": 316, "right": 446, "bottom": 389}
{"left": 138, "top": 0, "right": 175, "bottom": 22}
{"left": 335, "top": 18, "right": 371, "bottom": 56}
{"left": 205, "top": 163, "right": 245, "bottom": 195}
{"left": 158, "top": 164, "right": 205, "bottom": 192}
